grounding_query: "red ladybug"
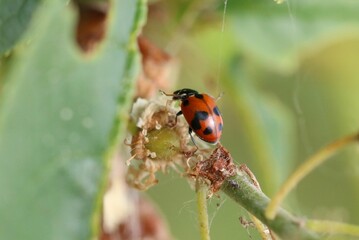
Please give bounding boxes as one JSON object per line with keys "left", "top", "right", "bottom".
{"left": 163, "top": 88, "right": 223, "bottom": 144}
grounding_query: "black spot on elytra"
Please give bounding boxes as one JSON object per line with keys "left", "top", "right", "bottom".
{"left": 218, "top": 123, "right": 223, "bottom": 132}
{"left": 191, "top": 111, "right": 209, "bottom": 130}
{"left": 191, "top": 119, "right": 201, "bottom": 130}
{"left": 182, "top": 99, "right": 190, "bottom": 106}
{"left": 195, "top": 94, "right": 204, "bottom": 99}
{"left": 203, "top": 127, "right": 213, "bottom": 135}
{"left": 213, "top": 106, "right": 220, "bottom": 116}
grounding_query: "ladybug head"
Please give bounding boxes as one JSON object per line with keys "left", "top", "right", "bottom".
{"left": 172, "top": 88, "right": 198, "bottom": 100}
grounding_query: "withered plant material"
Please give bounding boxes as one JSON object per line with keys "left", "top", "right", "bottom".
{"left": 75, "top": 1, "right": 108, "bottom": 52}
{"left": 136, "top": 36, "right": 177, "bottom": 99}
{"left": 192, "top": 145, "right": 237, "bottom": 194}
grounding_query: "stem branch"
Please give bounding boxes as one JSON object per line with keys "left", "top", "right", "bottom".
{"left": 221, "top": 170, "right": 319, "bottom": 240}
{"left": 265, "top": 133, "right": 359, "bottom": 220}
{"left": 196, "top": 180, "right": 210, "bottom": 240}
{"left": 306, "top": 220, "right": 359, "bottom": 237}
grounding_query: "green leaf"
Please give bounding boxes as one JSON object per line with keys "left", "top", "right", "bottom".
{"left": 229, "top": 0, "right": 359, "bottom": 73}
{"left": 0, "top": 0, "right": 40, "bottom": 55}
{"left": 0, "top": 0, "right": 145, "bottom": 239}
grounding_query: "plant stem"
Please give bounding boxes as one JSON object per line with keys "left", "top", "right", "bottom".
{"left": 265, "top": 133, "right": 359, "bottom": 220}
{"left": 249, "top": 214, "right": 274, "bottom": 240}
{"left": 307, "top": 220, "right": 359, "bottom": 237}
{"left": 196, "top": 180, "right": 210, "bottom": 240}
{"left": 221, "top": 171, "right": 319, "bottom": 240}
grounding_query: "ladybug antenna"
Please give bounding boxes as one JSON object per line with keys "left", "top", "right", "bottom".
{"left": 159, "top": 90, "right": 172, "bottom": 96}
{"left": 216, "top": 91, "right": 224, "bottom": 101}
{"left": 160, "top": 90, "right": 182, "bottom": 100}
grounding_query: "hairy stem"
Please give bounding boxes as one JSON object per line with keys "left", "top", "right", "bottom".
{"left": 196, "top": 181, "right": 210, "bottom": 240}
{"left": 221, "top": 170, "right": 319, "bottom": 240}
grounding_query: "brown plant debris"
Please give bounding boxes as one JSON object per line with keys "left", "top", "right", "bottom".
{"left": 191, "top": 145, "right": 237, "bottom": 194}
{"left": 136, "top": 36, "right": 178, "bottom": 99}
{"left": 75, "top": 1, "right": 108, "bottom": 53}
{"left": 101, "top": 195, "right": 172, "bottom": 240}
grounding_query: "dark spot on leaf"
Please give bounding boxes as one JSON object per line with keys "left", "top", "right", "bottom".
{"left": 228, "top": 180, "right": 239, "bottom": 189}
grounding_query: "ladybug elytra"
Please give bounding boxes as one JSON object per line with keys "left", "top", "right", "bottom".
{"left": 163, "top": 88, "right": 223, "bottom": 145}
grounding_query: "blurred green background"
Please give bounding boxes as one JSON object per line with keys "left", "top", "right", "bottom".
{"left": 145, "top": 0, "right": 359, "bottom": 239}
{"left": 1, "top": 0, "right": 359, "bottom": 239}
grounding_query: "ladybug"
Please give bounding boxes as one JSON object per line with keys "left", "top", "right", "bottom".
{"left": 163, "top": 88, "right": 223, "bottom": 145}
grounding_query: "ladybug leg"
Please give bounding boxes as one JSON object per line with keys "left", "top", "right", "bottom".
{"left": 188, "top": 128, "right": 199, "bottom": 150}
{"left": 174, "top": 110, "right": 182, "bottom": 126}
{"left": 169, "top": 111, "right": 182, "bottom": 128}
{"left": 188, "top": 129, "right": 199, "bottom": 154}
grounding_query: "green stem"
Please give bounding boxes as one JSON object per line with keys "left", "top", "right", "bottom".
{"left": 221, "top": 171, "right": 319, "bottom": 240}
{"left": 196, "top": 181, "right": 210, "bottom": 240}
{"left": 307, "top": 220, "right": 359, "bottom": 237}
{"left": 265, "top": 133, "right": 359, "bottom": 220}
{"left": 249, "top": 214, "right": 274, "bottom": 240}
